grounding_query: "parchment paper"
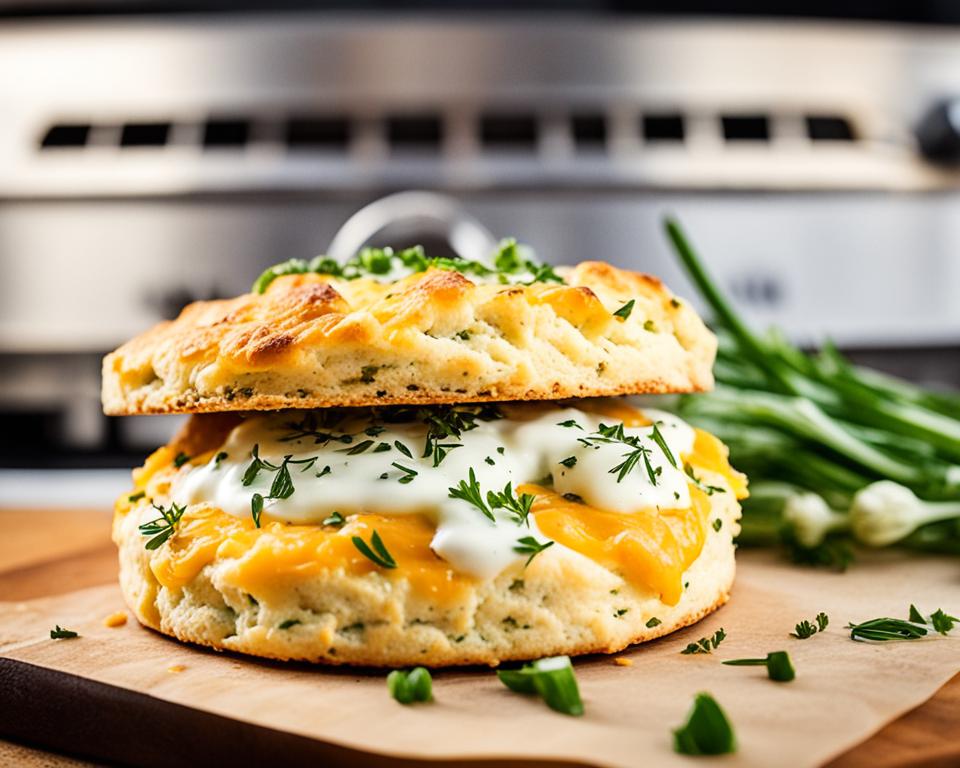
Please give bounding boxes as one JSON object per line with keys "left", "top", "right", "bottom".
{"left": 1, "top": 550, "right": 958, "bottom": 768}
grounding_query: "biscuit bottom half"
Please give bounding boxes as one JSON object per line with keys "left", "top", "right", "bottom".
{"left": 113, "top": 403, "right": 744, "bottom": 667}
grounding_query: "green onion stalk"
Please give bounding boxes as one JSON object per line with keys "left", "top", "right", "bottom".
{"left": 662, "top": 218, "right": 960, "bottom": 565}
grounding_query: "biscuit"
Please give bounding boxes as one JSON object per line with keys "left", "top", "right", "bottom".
{"left": 114, "top": 481, "right": 738, "bottom": 667}
{"left": 102, "top": 262, "right": 715, "bottom": 416}
{"left": 111, "top": 405, "right": 742, "bottom": 667}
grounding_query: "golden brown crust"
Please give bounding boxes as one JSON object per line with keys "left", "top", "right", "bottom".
{"left": 102, "top": 263, "right": 716, "bottom": 415}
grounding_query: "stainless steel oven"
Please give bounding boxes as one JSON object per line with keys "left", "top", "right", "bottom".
{"left": 3, "top": 10, "right": 960, "bottom": 472}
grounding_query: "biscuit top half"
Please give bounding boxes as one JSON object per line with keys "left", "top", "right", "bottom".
{"left": 102, "top": 244, "right": 716, "bottom": 416}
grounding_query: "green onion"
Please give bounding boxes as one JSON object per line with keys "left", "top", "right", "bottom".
{"left": 50, "top": 625, "right": 79, "bottom": 640}
{"left": 387, "top": 667, "right": 433, "bottom": 704}
{"left": 672, "top": 692, "right": 736, "bottom": 755}
{"left": 661, "top": 217, "right": 960, "bottom": 562}
{"left": 722, "top": 651, "right": 796, "bottom": 682}
{"left": 497, "top": 656, "right": 584, "bottom": 716}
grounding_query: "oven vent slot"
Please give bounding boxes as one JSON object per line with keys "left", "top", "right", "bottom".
{"left": 203, "top": 118, "right": 250, "bottom": 149}
{"left": 642, "top": 114, "right": 685, "bottom": 143}
{"left": 571, "top": 113, "right": 607, "bottom": 149}
{"left": 120, "top": 122, "right": 170, "bottom": 148}
{"left": 806, "top": 115, "right": 856, "bottom": 141}
{"left": 386, "top": 114, "right": 443, "bottom": 151}
{"left": 286, "top": 116, "right": 351, "bottom": 150}
{"left": 721, "top": 114, "right": 770, "bottom": 142}
{"left": 39, "top": 124, "right": 91, "bottom": 148}
{"left": 480, "top": 113, "right": 539, "bottom": 150}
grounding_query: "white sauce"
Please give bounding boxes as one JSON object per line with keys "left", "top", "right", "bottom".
{"left": 175, "top": 404, "right": 696, "bottom": 580}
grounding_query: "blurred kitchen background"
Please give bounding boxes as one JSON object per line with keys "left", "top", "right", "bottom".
{"left": 4, "top": 0, "right": 960, "bottom": 505}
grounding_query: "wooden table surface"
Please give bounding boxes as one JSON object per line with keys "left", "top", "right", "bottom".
{"left": 2, "top": 508, "right": 958, "bottom": 768}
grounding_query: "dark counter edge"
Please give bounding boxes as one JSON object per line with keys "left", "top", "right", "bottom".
{"left": 0, "top": 657, "right": 592, "bottom": 768}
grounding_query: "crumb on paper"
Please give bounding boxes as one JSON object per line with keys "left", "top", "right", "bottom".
{"left": 613, "top": 657, "right": 633, "bottom": 667}
{"left": 104, "top": 611, "right": 128, "bottom": 628}
{"left": 168, "top": 664, "right": 187, "bottom": 673}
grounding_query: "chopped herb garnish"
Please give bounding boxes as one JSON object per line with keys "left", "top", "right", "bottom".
{"left": 643, "top": 319, "right": 657, "bottom": 332}
{"left": 251, "top": 493, "right": 264, "bottom": 528}
{"left": 931, "top": 608, "right": 959, "bottom": 634}
{"left": 127, "top": 490, "right": 146, "bottom": 503}
{"left": 514, "top": 536, "right": 554, "bottom": 566}
{"left": 213, "top": 451, "right": 228, "bottom": 469}
{"left": 487, "top": 483, "right": 536, "bottom": 527}
{"left": 485, "top": 456, "right": 496, "bottom": 465}
{"left": 646, "top": 617, "right": 662, "bottom": 628}
{"left": 497, "top": 446, "right": 506, "bottom": 455}
{"left": 559, "top": 456, "right": 578, "bottom": 469}
{"left": 352, "top": 530, "right": 397, "bottom": 569}
{"left": 723, "top": 651, "right": 795, "bottom": 682}
{"left": 562, "top": 492, "right": 584, "bottom": 503}
{"left": 278, "top": 619, "right": 301, "bottom": 630}
{"left": 672, "top": 693, "right": 736, "bottom": 755}
{"left": 364, "top": 425, "right": 386, "bottom": 437}
{"left": 557, "top": 419, "right": 583, "bottom": 429}
{"left": 278, "top": 411, "right": 352, "bottom": 445}
{"left": 418, "top": 406, "right": 494, "bottom": 467}
{"left": 448, "top": 468, "right": 495, "bottom": 522}
{"left": 253, "top": 240, "right": 561, "bottom": 293}
{"left": 456, "top": 330, "right": 471, "bottom": 341}
{"left": 650, "top": 423, "right": 678, "bottom": 468}
{"left": 50, "top": 625, "right": 79, "bottom": 640}
{"left": 848, "top": 605, "right": 957, "bottom": 641}
{"left": 373, "top": 442, "right": 392, "bottom": 453}
{"left": 578, "top": 422, "right": 660, "bottom": 485}
{"left": 847, "top": 617, "right": 928, "bottom": 642}
{"left": 712, "top": 518, "right": 722, "bottom": 532}
{"left": 497, "top": 656, "right": 583, "bottom": 716}
{"left": 391, "top": 462, "right": 418, "bottom": 484}
{"left": 613, "top": 299, "right": 635, "bottom": 320}
{"left": 683, "top": 463, "right": 726, "bottom": 496}
{"left": 393, "top": 440, "right": 413, "bottom": 459}
{"left": 323, "top": 511, "right": 345, "bottom": 527}
{"left": 387, "top": 667, "right": 433, "bottom": 704}
{"left": 681, "top": 628, "right": 726, "bottom": 654}
{"left": 316, "top": 465, "right": 332, "bottom": 478}
{"left": 339, "top": 439, "right": 374, "bottom": 455}
{"left": 360, "top": 365, "right": 379, "bottom": 384}
{"left": 792, "top": 612, "right": 829, "bottom": 639}
{"left": 173, "top": 452, "right": 190, "bottom": 468}
{"left": 139, "top": 502, "right": 187, "bottom": 550}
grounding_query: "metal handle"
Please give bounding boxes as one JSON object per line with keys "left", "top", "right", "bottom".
{"left": 326, "top": 191, "right": 497, "bottom": 263}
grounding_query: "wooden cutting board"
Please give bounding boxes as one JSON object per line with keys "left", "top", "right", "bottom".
{"left": 2, "top": 508, "right": 959, "bottom": 768}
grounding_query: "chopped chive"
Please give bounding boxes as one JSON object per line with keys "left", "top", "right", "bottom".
{"left": 672, "top": 693, "right": 736, "bottom": 755}
{"left": 612, "top": 299, "right": 635, "bottom": 320}
{"left": 387, "top": 667, "right": 433, "bottom": 704}
{"left": 722, "top": 651, "right": 795, "bottom": 682}
{"left": 497, "top": 656, "right": 583, "bottom": 716}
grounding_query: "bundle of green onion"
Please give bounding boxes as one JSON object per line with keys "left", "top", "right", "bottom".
{"left": 662, "top": 219, "right": 960, "bottom": 566}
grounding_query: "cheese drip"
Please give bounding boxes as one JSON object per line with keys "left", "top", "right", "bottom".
{"left": 127, "top": 401, "right": 745, "bottom": 603}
